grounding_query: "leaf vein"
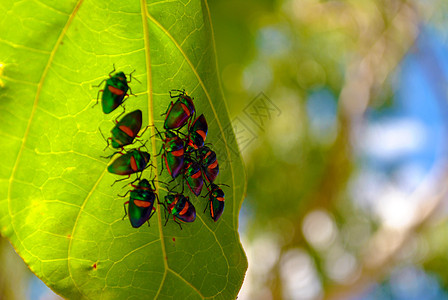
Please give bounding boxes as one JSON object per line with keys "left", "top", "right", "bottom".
{"left": 141, "top": 2, "right": 169, "bottom": 299}
{"left": 7, "top": 1, "right": 85, "bottom": 297}
{"left": 167, "top": 268, "right": 205, "bottom": 299}
{"left": 146, "top": 10, "right": 235, "bottom": 297}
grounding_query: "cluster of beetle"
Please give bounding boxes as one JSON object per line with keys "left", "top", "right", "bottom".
{"left": 94, "top": 67, "right": 227, "bottom": 229}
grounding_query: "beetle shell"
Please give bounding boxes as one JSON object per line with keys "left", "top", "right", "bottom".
{"left": 163, "top": 94, "right": 195, "bottom": 130}
{"left": 107, "top": 150, "right": 151, "bottom": 175}
{"left": 127, "top": 179, "right": 156, "bottom": 228}
{"left": 198, "top": 146, "right": 219, "bottom": 183}
{"left": 184, "top": 158, "right": 204, "bottom": 196}
{"left": 165, "top": 194, "right": 196, "bottom": 223}
{"left": 101, "top": 72, "right": 129, "bottom": 114}
{"left": 162, "top": 131, "right": 185, "bottom": 179}
{"left": 209, "top": 184, "right": 225, "bottom": 222}
{"left": 110, "top": 110, "right": 143, "bottom": 148}
{"left": 187, "top": 114, "right": 208, "bottom": 151}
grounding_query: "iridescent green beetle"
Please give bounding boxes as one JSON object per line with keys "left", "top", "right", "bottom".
{"left": 121, "top": 179, "right": 158, "bottom": 228}
{"left": 163, "top": 193, "right": 196, "bottom": 229}
{"left": 186, "top": 114, "right": 208, "bottom": 152}
{"left": 101, "top": 110, "right": 147, "bottom": 150}
{"left": 197, "top": 146, "right": 219, "bottom": 183}
{"left": 154, "top": 127, "right": 185, "bottom": 179}
{"left": 163, "top": 90, "right": 195, "bottom": 130}
{"left": 183, "top": 156, "right": 204, "bottom": 196}
{"left": 203, "top": 183, "right": 229, "bottom": 222}
{"left": 107, "top": 149, "right": 152, "bottom": 184}
{"left": 93, "top": 66, "right": 137, "bottom": 114}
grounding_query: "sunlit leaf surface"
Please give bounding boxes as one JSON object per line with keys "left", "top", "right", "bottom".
{"left": 0, "top": 0, "right": 247, "bottom": 298}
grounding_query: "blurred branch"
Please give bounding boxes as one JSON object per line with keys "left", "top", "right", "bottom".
{"left": 339, "top": 0, "right": 419, "bottom": 120}
{"left": 324, "top": 167, "right": 448, "bottom": 300}
{"left": 322, "top": 1, "right": 448, "bottom": 299}
{"left": 269, "top": 1, "right": 421, "bottom": 299}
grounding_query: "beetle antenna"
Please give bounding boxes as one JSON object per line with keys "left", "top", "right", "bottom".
{"left": 108, "top": 64, "right": 116, "bottom": 77}
{"left": 100, "top": 151, "right": 122, "bottom": 160}
{"left": 169, "top": 89, "right": 184, "bottom": 98}
{"left": 128, "top": 69, "right": 141, "bottom": 84}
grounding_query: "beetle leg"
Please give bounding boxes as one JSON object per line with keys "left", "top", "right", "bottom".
{"left": 174, "top": 128, "right": 187, "bottom": 137}
{"left": 128, "top": 69, "right": 135, "bottom": 83}
{"left": 111, "top": 175, "right": 130, "bottom": 186}
{"left": 118, "top": 189, "right": 131, "bottom": 198}
{"left": 155, "top": 145, "right": 164, "bottom": 157}
{"left": 127, "top": 85, "right": 137, "bottom": 97}
{"left": 92, "top": 79, "right": 106, "bottom": 88}
{"left": 204, "top": 180, "right": 211, "bottom": 192}
{"left": 135, "top": 139, "right": 145, "bottom": 148}
{"left": 98, "top": 127, "right": 111, "bottom": 150}
{"left": 164, "top": 213, "right": 170, "bottom": 226}
{"left": 169, "top": 89, "right": 185, "bottom": 97}
{"left": 214, "top": 183, "right": 231, "bottom": 190}
{"left": 92, "top": 89, "right": 103, "bottom": 108}
{"left": 174, "top": 218, "right": 183, "bottom": 230}
{"left": 104, "top": 138, "right": 113, "bottom": 151}
{"left": 150, "top": 125, "right": 164, "bottom": 140}
{"left": 146, "top": 210, "right": 156, "bottom": 227}
{"left": 137, "top": 140, "right": 149, "bottom": 152}
{"left": 142, "top": 162, "right": 154, "bottom": 175}
{"left": 167, "top": 183, "right": 180, "bottom": 194}
{"left": 100, "top": 151, "right": 122, "bottom": 160}
{"left": 159, "top": 155, "right": 166, "bottom": 176}
{"left": 180, "top": 178, "right": 185, "bottom": 194}
{"left": 167, "top": 176, "right": 177, "bottom": 185}
{"left": 156, "top": 179, "right": 168, "bottom": 186}
{"left": 169, "top": 90, "right": 178, "bottom": 98}
{"left": 158, "top": 199, "right": 167, "bottom": 209}
{"left": 122, "top": 201, "right": 129, "bottom": 220}
{"left": 137, "top": 125, "right": 150, "bottom": 138}
{"left": 201, "top": 188, "right": 211, "bottom": 199}
{"left": 175, "top": 121, "right": 188, "bottom": 132}
{"left": 114, "top": 106, "right": 126, "bottom": 121}
{"left": 161, "top": 101, "right": 173, "bottom": 116}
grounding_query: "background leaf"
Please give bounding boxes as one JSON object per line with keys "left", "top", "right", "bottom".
{"left": 0, "top": 0, "right": 247, "bottom": 299}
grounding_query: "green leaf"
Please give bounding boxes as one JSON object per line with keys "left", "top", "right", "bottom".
{"left": 0, "top": 0, "right": 247, "bottom": 298}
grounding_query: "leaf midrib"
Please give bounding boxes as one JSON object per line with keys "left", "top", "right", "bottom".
{"left": 6, "top": 0, "right": 241, "bottom": 298}
{"left": 144, "top": 3, "right": 238, "bottom": 298}
{"left": 139, "top": 0, "right": 170, "bottom": 299}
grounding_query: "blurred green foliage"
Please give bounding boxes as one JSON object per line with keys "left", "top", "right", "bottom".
{"left": 209, "top": 0, "right": 448, "bottom": 299}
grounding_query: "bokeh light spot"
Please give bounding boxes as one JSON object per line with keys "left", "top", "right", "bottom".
{"left": 302, "top": 210, "right": 337, "bottom": 250}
